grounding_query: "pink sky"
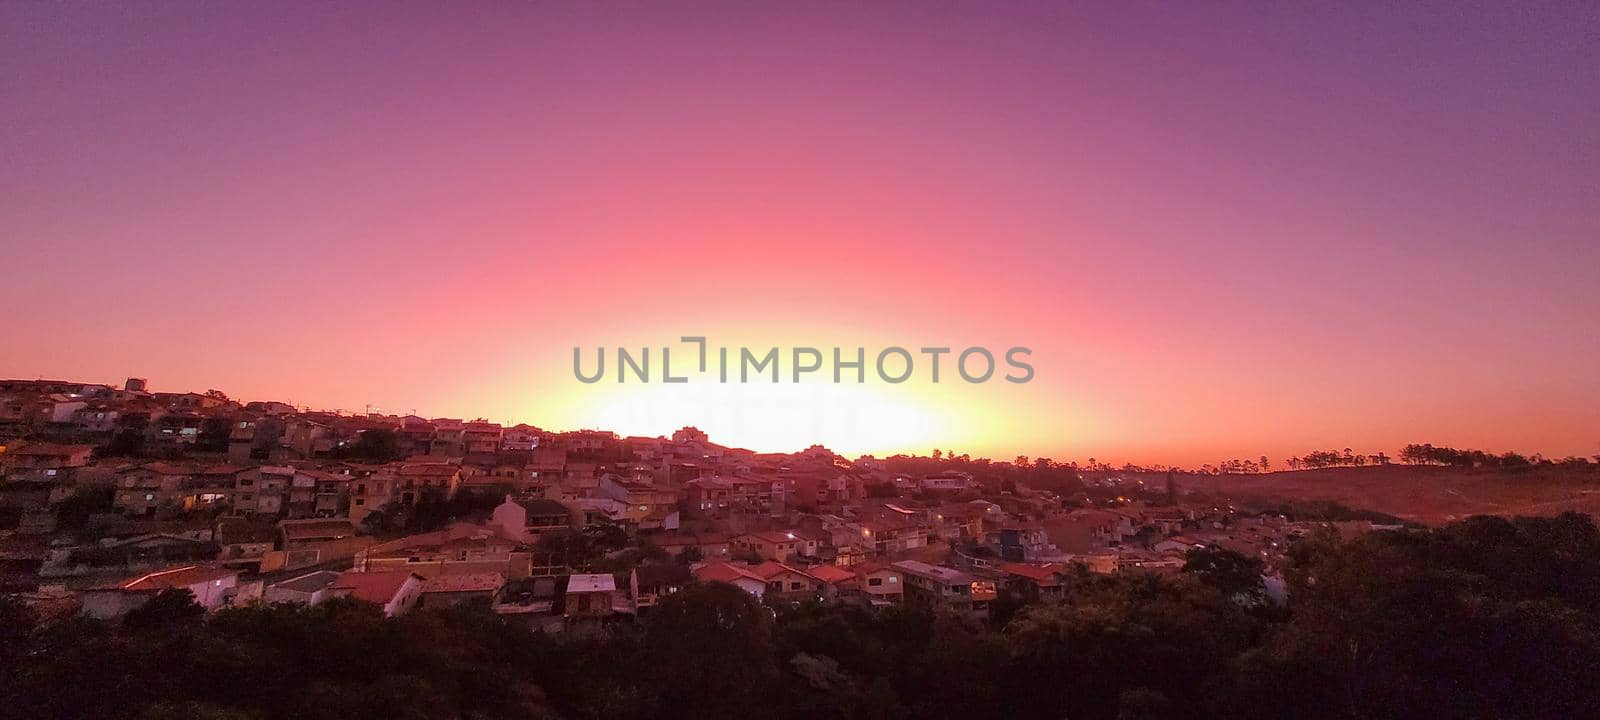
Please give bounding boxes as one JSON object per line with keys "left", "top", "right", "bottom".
{"left": 3, "top": 2, "right": 1597, "bottom": 465}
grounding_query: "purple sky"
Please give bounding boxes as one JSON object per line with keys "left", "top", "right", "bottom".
{"left": 3, "top": 2, "right": 1597, "bottom": 463}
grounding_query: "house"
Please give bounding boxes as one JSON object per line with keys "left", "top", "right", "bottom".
{"left": 1044, "top": 509, "right": 1138, "bottom": 553}
{"left": 564, "top": 573, "right": 625, "bottom": 619}
{"left": 750, "top": 560, "right": 821, "bottom": 603}
{"left": 490, "top": 495, "right": 578, "bottom": 543}
{"left": 920, "top": 470, "right": 976, "bottom": 492}
{"left": 630, "top": 563, "right": 690, "bottom": 611}
{"left": 850, "top": 562, "right": 904, "bottom": 607}
{"left": 803, "top": 563, "right": 856, "bottom": 601}
{"left": 148, "top": 412, "right": 205, "bottom": 449}
{"left": 347, "top": 469, "right": 399, "bottom": 525}
{"left": 278, "top": 518, "right": 360, "bottom": 548}
{"left": 524, "top": 447, "right": 567, "bottom": 491}
{"left": 5, "top": 442, "right": 93, "bottom": 470}
{"left": 394, "top": 460, "right": 462, "bottom": 502}
{"left": 263, "top": 570, "right": 344, "bottom": 605}
{"left": 651, "top": 532, "right": 730, "bottom": 560}
{"left": 595, "top": 475, "right": 681, "bottom": 526}
{"left": 327, "top": 570, "right": 425, "bottom": 617}
{"left": 272, "top": 518, "right": 369, "bottom": 572}
{"left": 214, "top": 517, "right": 277, "bottom": 571}
{"left": 352, "top": 523, "right": 529, "bottom": 579}
{"left": 276, "top": 417, "right": 330, "bottom": 460}
{"left": 782, "top": 469, "right": 860, "bottom": 511}
{"left": 997, "top": 562, "right": 1070, "bottom": 602}
{"left": 153, "top": 392, "right": 230, "bottom": 411}
{"left": 68, "top": 403, "right": 122, "bottom": 433}
{"left": 113, "top": 462, "right": 193, "bottom": 516}
{"left": 685, "top": 473, "right": 786, "bottom": 517}
{"left": 44, "top": 533, "right": 221, "bottom": 581}
{"left": 107, "top": 462, "right": 240, "bottom": 516}
{"left": 396, "top": 419, "right": 437, "bottom": 457}
{"left": 187, "top": 464, "right": 242, "bottom": 509}
{"left": 892, "top": 560, "right": 997, "bottom": 616}
{"left": 501, "top": 425, "right": 542, "bottom": 452}
{"left": 234, "top": 466, "right": 295, "bottom": 516}
{"left": 429, "top": 419, "right": 466, "bottom": 456}
{"left": 463, "top": 422, "right": 503, "bottom": 455}
{"left": 928, "top": 501, "right": 998, "bottom": 541}
{"left": 80, "top": 564, "right": 242, "bottom": 620}
{"left": 853, "top": 505, "right": 931, "bottom": 555}
{"left": 493, "top": 576, "right": 560, "bottom": 621}
{"left": 732, "top": 531, "right": 807, "bottom": 562}
{"left": 693, "top": 561, "right": 769, "bottom": 600}
{"left": 420, "top": 572, "right": 506, "bottom": 608}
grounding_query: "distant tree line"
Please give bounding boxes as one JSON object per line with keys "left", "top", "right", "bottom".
{"left": 1397, "top": 443, "right": 1595, "bottom": 469}
{"left": 1284, "top": 448, "right": 1388, "bottom": 470}
{"left": 5, "top": 513, "right": 1600, "bottom": 719}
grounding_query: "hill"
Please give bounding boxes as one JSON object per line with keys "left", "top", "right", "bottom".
{"left": 1196, "top": 464, "right": 1600, "bottom": 525}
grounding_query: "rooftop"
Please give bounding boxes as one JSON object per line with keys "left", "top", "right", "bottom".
{"left": 891, "top": 560, "right": 974, "bottom": 584}
{"left": 423, "top": 573, "right": 506, "bottom": 594}
{"left": 99, "top": 564, "right": 237, "bottom": 592}
{"left": 271, "top": 570, "right": 343, "bottom": 594}
{"left": 566, "top": 574, "right": 616, "bottom": 593}
{"left": 330, "top": 570, "right": 419, "bottom": 604}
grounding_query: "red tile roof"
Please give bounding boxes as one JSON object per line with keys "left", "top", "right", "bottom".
{"left": 750, "top": 560, "right": 813, "bottom": 581}
{"left": 98, "top": 564, "right": 237, "bottom": 592}
{"left": 422, "top": 573, "right": 506, "bottom": 594}
{"left": 694, "top": 561, "right": 766, "bottom": 585}
{"left": 805, "top": 564, "right": 855, "bottom": 584}
{"left": 330, "top": 570, "right": 420, "bottom": 605}
{"left": 998, "top": 562, "right": 1068, "bottom": 585}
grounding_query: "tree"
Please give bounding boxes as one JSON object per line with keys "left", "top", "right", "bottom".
{"left": 197, "top": 417, "right": 233, "bottom": 452}
{"left": 123, "top": 587, "right": 204, "bottom": 628}
{"left": 106, "top": 416, "right": 149, "bottom": 457}
{"left": 54, "top": 485, "right": 115, "bottom": 530}
{"left": 351, "top": 429, "right": 401, "bottom": 462}
{"left": 1182, "top": 546, "right": 1266, "bottom": 605}
{"left": 644, "top": 582, "right": 777, "bottom": 720}
{"left": 0, "top": 594, "right": 36, "bottom": 668}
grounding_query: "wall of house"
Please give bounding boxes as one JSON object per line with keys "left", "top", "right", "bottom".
{"left": 79, "top": 591, "right": 152, "bottom": 620}
{"left": 383, "top": 576, "right": 425, "bottom": 617}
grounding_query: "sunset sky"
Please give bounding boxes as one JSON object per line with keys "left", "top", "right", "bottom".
{"left": 4, "top": 2, "right": 1597, "bottom": 466}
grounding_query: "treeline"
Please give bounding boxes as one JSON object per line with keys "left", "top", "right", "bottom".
{"left": 1398, "top": 443, "right": 1594, "bottom": 469}
{"left": 878, "top": 453, "right": 1086, "bottom": 495}
{"left": 6, "top": 513, "right": 1600, "bottom": 719}
{"left": 1284, "top": 448, "right": 1389, "bottom": 469}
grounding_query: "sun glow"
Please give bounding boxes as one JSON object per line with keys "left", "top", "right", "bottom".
{"left": 574, "top": 379, "right": 951, "bottom": 457}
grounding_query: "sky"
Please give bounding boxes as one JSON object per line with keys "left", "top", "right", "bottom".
{"left": 3, "top": 1, "right": 1597, "bottom": 466}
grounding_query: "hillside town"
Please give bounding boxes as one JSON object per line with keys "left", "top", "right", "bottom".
{"left": 0, "top": 377, "right": 1398, "bottom": 625}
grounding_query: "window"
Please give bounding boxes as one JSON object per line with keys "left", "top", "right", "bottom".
{"left": 790, "top": 581, "right": 804, "bottom": 590}
{"left": 354, "top": 499, "right": 365, "bottom": 506}
{"left": 868, "top": 577, "right": 883, "bottom": 587}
